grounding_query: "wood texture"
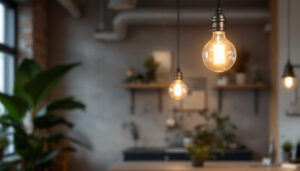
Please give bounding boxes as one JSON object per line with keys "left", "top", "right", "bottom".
{"left": 213, "top": 84, "right": 267, "bottom": 89}
{"left": 122, "top": 83, "right": 169, "bottom": 89}
{"left": 108, "top": 162, "right": 297, "bottom": 171}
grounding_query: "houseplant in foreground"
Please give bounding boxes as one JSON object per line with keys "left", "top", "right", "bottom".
{"left": 0, "top": 59, "right": 85, "bottom": 171}
{"left": 186, "top": 110, "right": 238, "bottom": 167}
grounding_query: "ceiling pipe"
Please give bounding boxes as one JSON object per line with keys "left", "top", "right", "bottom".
{"left": 56, "top": 0, "right": 81, "bottom": 18}
{"left": 94, "top": 8, "right": 270, "bottom": 41}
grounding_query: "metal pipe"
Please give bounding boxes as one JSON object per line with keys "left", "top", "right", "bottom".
{"left": 56, "top": 0, "right": 81, "bottom": 18}
{"left": 94, "top": 8, "right": 270, "bottom": 41}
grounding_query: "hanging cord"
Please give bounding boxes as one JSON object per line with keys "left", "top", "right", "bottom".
{"left": 287, "top": 0, "right": 291, "bottom": 62}
{"left": 176, "top": 0, "right": 181, "bottom": 71}
{"left": 217, "top": 0, "right": 221, "bottom": 9}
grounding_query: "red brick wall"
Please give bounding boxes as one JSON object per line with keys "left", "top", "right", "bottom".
{"left": 18, "top": 0, "right": 48, "bottom": 69}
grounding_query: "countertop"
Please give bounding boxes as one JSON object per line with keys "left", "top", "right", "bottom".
{"left": 107, "top": 161, "right": 297, "bottom": 171}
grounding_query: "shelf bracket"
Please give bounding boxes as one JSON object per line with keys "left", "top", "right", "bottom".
{"left": 158, "top": 89, "right": 163, "bottom": 113}
{"left": 218, "top": 89, "right": 223, "bottom": 113}
{"left": 130, "top": 89, "right": 135, "bottom": 114}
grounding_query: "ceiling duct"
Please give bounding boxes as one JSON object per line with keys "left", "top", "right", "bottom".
{"left": 108, "top": 0, "right": 137, "bottom": 10}
{"left": 94, "top": 8, "right": 270, "bottom": 41}
{"left": 56, "top": 0, "right": 81, "bottom": 18}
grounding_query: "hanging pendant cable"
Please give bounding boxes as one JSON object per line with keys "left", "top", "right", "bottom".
{"left": 217, "top": 0, "right": 221, "bottom": 9}
{"left": 287, "top": 0, "right": 291, "bottom": 62}
{"left": 176, "top": 0, "right": 180, "bottom": 71}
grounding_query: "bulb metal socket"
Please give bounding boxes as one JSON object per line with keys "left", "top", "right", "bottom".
{"left": 173, "top": 68, "right": 183, "bottom": 80}
{"left": 211, "top": 8, "right": 227, "bottom": 31}
{"left": 282, "top": 60, "right": 295, "bottom": 78}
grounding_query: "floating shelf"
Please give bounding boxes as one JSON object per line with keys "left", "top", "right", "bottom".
{"left": 213, "top": 84, "right": 267, "bottom": 114}
{"left": 123, "top": 83, "right": 169, "bottom": 114}
{"left": 123, "top": 83, "right": 169, "bottom": 89}
{"left": 214, "top": 84, "right": 266, "bottom": 89}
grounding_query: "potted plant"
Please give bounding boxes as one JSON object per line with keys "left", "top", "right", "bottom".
{"left": 233, "top": 50, "right": 249, "bottom": 85}
{"left": 0, "top": 59, "right": 86, "bottom": 170}
{"left": 186, "top": 110, "right": 239, "bottom": 167}
{"left": 143, "top": 56, "right": 159, "bottom": 83}
{"left": 282, "top": 141, "right": 293, "bottom": 162}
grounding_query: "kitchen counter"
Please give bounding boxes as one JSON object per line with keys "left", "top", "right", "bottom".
{"left": 107, "top": 161, "right": 296, "bottom": 171}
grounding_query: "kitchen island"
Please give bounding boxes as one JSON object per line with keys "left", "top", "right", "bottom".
{"left": 107, "top": 161, "right": 298, "bottom": 171}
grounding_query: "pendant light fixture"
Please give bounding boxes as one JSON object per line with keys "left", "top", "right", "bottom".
{"left": 169, "top": 0, "right": 188, "bottom": 101}
{"left": 202, "top": 0, "right": 237, "bottom": 73}
{"left": 282, "top": 0, "right": 296, "bottom": 89}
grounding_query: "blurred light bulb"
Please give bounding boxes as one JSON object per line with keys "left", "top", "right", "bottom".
{"left": 169, "top": 79, "right": 188, "bottom": 101}
{"left": 283, "top": 76, "right": 295, "bottom": 89}
{"left": 202, "top": 31, "right": 237, "bottom": 72}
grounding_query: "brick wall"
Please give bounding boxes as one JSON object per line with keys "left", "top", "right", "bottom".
{"left": 18, "top": 0, "right": 48, "bottom": 68}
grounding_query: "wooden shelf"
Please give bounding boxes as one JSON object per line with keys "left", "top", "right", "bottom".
{"left": 214, "top": 83, "right": 267, "bottom": 114}
{"left": 122, "top": 83, "right": 169, "bottom": 114}
{"left": 214, "top": 84, "right": 267, "bottom": 89}
{"left": 123, "top": 83, "right": 169, "bottom": 89}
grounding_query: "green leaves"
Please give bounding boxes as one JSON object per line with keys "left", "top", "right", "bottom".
{"left": 47, "top": 97, "right": 85, "bottom": 112}
{"left": 0, "top": 93, "right": 28, "bottom": 121}
{"left": 0, "top": 59, "right": 85, "bottom": 170}
{"left": 34, "top": 114, "right": 73, "bottom": 129}
{"left": 25, "top": 63, "right": 81, "bottom": 106}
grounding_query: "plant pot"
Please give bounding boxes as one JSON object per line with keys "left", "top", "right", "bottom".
{"left": 235, "top": 73, "right": 247, "bottom": 85}
{"left": 145, "top": 71, "right": 156, "bottom": 83}
{"left": 282, "top": 151, "right": 292, "bottom": 162}
{"left": 217, "top": 76, "right": 229, "bottom": 85}
{"left": 191, "top": 157, "right": 205, "bottom": 167}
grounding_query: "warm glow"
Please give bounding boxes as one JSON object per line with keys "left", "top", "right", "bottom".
{"left": 202, "top": 31, "right": 237, "bottom": 72}
{"left": 283, "top": 76, "right": 295, "bottom": 89}
{"left": 213, "top": 44, "right": 225, "bottom": 64}
{"left": 169, "top": 80, "right": 188, "bottom": 100}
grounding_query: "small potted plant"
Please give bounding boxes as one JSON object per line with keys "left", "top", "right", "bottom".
{"left": 233, "top": 50, "right": 249, "bottom": 85}
{"left": 282, "top": 141, "right": 293, "bottom": 162}
{"left": 143, "top": 56, "right": 159, "bottom": 83}
{"left": 187, "top": 143, "right": 213, "bottom": 167}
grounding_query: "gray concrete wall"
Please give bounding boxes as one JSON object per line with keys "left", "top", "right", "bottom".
{"left": 48, "top": 0, "right": 270, "bottom": 170}
{"left": 277, "top": 0, "right": 300, "bottom": 161}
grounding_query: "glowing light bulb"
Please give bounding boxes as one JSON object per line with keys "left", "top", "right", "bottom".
{"left": 169, "top": 79, "right": 188, "bottom": 101}
{"left": 283, "top": 76, "right": 295, "bottom": 89}
{"left": 202, "top": 31, "right": 237, "bottom": 72}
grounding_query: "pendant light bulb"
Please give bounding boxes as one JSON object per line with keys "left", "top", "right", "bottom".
{"left": 169, "top": 71, "right": 188, "bottom": 101}
{"left": 282, "top": 61, "right": 295, "bottom": 89}
{"left": 169, "top": 0, "right": 188, "bottom": 101}
{"left": 283, "top": 76, "right": 295, "bottom": 89}
{"left": 202, "top": 31, "right": 237, "bottom": 72}
{"left": 202, "top": 1, "right": 237, "bottom": 73}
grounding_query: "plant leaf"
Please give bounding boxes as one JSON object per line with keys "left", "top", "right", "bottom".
{"left": 34, "top": 114, "right": 73, "bottom": 129}
{"left": 46, "top": 96, "right": 85, "bottom": 112}
{"left": 43, "top": 133, "right": 90, "bottom": 149}
{"left": 0, "top": 93, "right": 28, "bottom": 121}
{"left": 24, "top": 63, "right": 81, "bottom": 106}
{"left": 14, "top": 59, "right": 42, "bottom": 105}
{"left": 35, "top": 147, "right": 75, "bottom": 166}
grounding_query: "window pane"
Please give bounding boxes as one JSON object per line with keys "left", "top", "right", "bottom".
{"left": 0, "top": 52, "right": 4, "bottom": 115}
{"left": 0, "top": 3, "right": 4, "bottom": 44}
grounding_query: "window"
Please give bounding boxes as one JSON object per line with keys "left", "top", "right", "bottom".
{"left": 0, "top": 0, "right": 17, "bottom": 154}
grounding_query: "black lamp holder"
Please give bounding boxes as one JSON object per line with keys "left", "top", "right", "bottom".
{"left": 211, "top": 0, "right": 227, "bottom": 31}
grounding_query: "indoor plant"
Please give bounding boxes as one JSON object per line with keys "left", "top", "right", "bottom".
{"left": 282, "top": 141, "right": 293, "bottom": 162}
{"left": 143, "top": 56, "right": 159, "bottom": 83}
{"left": 0, "top": 59, "right": 85, "bottom": 170}
{"left": 186, "top": 110, "right": 238, "bottom": 167}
